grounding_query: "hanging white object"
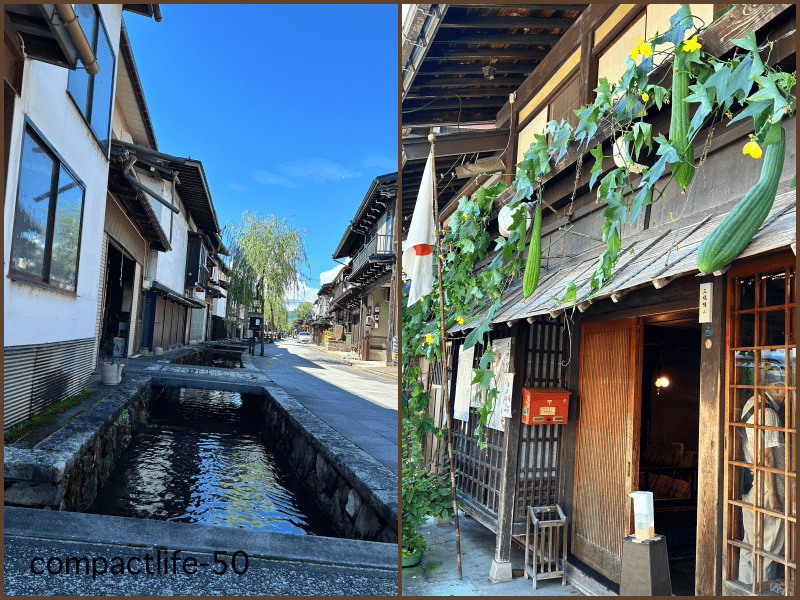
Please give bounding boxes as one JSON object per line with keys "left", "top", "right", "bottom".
{"left": 403, "top": 150, "right": 435, "bottom": 305}
{"left": 612, "top": 135, "right": 646, "bottom": 174}
{"left": 498, "top": 202, "right": 532, "bottom": 238}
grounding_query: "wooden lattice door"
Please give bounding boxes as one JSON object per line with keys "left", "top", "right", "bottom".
{"left": 572, "top": 317, "right": 642, "bottom": 583}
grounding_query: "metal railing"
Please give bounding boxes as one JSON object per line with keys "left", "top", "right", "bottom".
{"left": 352, "top": 234, "right": 394, "bottom": 273}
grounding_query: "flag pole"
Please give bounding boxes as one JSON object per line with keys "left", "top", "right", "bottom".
{"left": 428, "top": 133, "right": 462, "bottom": 580}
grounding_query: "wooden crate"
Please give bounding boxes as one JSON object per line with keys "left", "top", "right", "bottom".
{"left": 524, "top": 504, "right": 568, "bottom": 590}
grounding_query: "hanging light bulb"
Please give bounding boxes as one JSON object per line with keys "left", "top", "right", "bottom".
{"left": 654, "top": 350, "right": 669, "bottom": 395}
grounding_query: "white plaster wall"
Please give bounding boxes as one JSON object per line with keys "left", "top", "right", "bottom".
{"left": 3, "top": 5, "right": 123, "bottom": 348}
{"left": 138, "top": 173, "right": 191, "bottom": 292}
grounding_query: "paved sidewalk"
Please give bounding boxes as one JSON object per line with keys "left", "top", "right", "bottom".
{"left": 402, "top": 513, "right": 584, "bottom": 596}
{"left": 303, "top": 342, "right": 399, "bottom": 382}
{"left": 248, "top": 338, "right": 398, "bottom": 472}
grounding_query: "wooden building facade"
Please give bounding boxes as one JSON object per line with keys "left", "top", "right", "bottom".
{"left": 402, "top": 4, "right": 796, "bottom": 596}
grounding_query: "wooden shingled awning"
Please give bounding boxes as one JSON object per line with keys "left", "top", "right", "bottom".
{"left": 448, "top": 189, "right": 796, "bottom": 334}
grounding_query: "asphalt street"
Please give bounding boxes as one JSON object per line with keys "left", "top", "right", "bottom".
{"left": 4, "top": 536, "right": 397, "bottom": 596}
{"left": 249, "top": 338, "right": 398, "bottom": 471}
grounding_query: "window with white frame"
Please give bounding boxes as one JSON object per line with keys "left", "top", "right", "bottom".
{"left": 8, "top": 123, "right": 86, "bottom": 292}
{"left": 67, "top": 4, "right": 116, "bottom": 150}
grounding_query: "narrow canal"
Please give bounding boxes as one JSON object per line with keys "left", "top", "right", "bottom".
{"left": 89, "top": 386, "right": 338, "bottom": 537}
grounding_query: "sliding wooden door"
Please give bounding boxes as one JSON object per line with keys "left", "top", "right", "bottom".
{"left": 572, "top": 317, "right": 642, "bottom": 583}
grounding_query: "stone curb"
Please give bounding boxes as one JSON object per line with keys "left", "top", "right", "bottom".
{"left": 4, "top": 377, "right": 151, "bottom": 482}
{"left": 4, "top": 506, "right": 398, "bottom": 571}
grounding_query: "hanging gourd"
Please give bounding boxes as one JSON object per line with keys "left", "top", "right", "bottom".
{"left": 696, "top": 126, "right": 785, "bottom": 274}
{"left": 668, "top": 53, "right": 695, "bottom": 192}
{"left": 522, "top": 198, "right": 543, "bottom": 298}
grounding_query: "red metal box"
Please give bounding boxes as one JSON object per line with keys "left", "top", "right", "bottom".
{"left": 521, "top": 387, "right": 570, "bottom": 425}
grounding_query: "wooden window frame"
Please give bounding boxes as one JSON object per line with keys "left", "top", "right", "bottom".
{"left": 7, "top": 119, "right": 86, "bottom": 294}
{"left": 724, "top": 255, "right": 796, "bottom": 596}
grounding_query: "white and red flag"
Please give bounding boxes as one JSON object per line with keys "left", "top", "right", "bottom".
{"left": 403, "top": 150, "right": 436, "bottom": 305}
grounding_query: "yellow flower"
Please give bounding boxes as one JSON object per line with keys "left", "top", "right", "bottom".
{"left": 457, "top": 316, "right": 464, "bottom": 325}
{"left": 641, "top": 93, "right": 650, "bottom": 102}
{"left": 683, "top": 35, "right": 701, "bottom": 53}
{"left": 463, "top": 213, "right": 469, "bottom": 219}
{"left": 439, "top": 254, "right": 444, "bottom": 260}
{"left": 742, "top": 140, "right": 762, "bottom": 159}
{"left": 630, "top": 36, "right": 652, "bottom": 60}
{"left": 425, "top": 333, "right": 433, "bottom": 344}
{"left": 444, "top": 306, "right": 450, "bottom": 311}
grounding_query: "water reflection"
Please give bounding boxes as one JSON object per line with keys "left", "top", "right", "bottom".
{"left": 90, "top": 387, "right": 337, "bottom": 536}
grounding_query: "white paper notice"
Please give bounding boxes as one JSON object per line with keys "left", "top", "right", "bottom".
{"left": 488, "top": 372, "right": 515, "bottom": 431}
{"left": 454, "top": 346, "right": 474, "bottom": 421}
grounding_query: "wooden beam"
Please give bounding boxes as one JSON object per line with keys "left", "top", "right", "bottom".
{"left": 456, "top": 157, "right": 506, "bottom": 179}
{"left": 407, "top": 89, "right": 520, "bottom": 99}
{"left": 404, "top": 130, "right": 509, "bottom": 161}
{"left": 402, "top": 108, "right": 503, "bottom": 127}
{"left": 434, "top": 34, "right": 561, "bottom": 45}
{"left": 496, "top": 3, "right": 616, "bottom": 128}
{"left": 412, "top": 76, "right": 528, "bottom": 88}
{"left": 440, "top": 16, "right": 578, "bottom": 30}
{"left": 694, "top": 274, "right": 726, "bottom": 596}
{"left": 652, "top": 275, "right": 678, "bottom": 289}
{"left": 425, "top": 49, "right": 548, "bottom": 61}
{"left": 576, "top": 299, "right": 591, "bottom": 312}
{"left": 476, "top": 5, "right": 589, "bottom": 11}
{"left": 417, "top": 64, "right": 535, "bottom": 76}
{"left": 404, "top": 98, "right": 506, "bottom": 112}
{"left": 697, "top": 3, "right": 793, "bottom": 57}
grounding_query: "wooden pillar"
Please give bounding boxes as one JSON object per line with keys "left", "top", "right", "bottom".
{"left": 490, "top": 323, "right": 526, "bottom": 582}
{"left": 695, "top": 274, "right": 726, "bottom": 596}
{"left": 559, "top": 314, "right": 582, "bottom": 524}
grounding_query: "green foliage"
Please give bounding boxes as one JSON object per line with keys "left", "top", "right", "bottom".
{"left": 4, "top": 388, "right": 94, "bottom": 444}
{"left": 294, "top": 301, "right": 313, "bottom": 321}
{"left": 401, "top": 417, "right": 460, "bottom": 555}
{"left": 225, "top": 212, "right": 310, "bottom": 336}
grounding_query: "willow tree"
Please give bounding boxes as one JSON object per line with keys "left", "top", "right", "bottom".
{"left": 226, "top": 211, "right": 309, "bottom": 354}
{"left": 224, "top": 230, "right": 259, "bottom": 339}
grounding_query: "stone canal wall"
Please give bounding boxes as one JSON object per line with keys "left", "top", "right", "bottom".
{"left": 4, "top": 376, "right": 151, "bottom": 511}
{"left": 243, "top": 353, "right": 398, "bottom": 544}
{"left": 260, "top": 390, "right": 398, "bottom": 544}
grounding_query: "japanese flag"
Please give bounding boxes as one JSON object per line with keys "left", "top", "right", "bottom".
{"left": 403, "top": 150, "right": 435, "bottom": 305}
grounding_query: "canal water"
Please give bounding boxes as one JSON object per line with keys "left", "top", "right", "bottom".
{"left": 89, "top": 387, "right": 338, "bottom": 537}
{"left": 179, "top": 350, "right": 243, "bottom": 369}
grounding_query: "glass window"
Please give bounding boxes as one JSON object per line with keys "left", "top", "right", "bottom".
{"left": 67, "top": 5, "right": 116, "bottom": 151}
{"left": 726, "top": 261, "right": 795, "bottom": 595}
{"left": 9, "top": 126, "right": 85, "bottom": 292}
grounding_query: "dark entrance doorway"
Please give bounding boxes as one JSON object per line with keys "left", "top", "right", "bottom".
{"left": 99, "top": 243, "right": 136, "bottom": 361}
{"left": 640, "top": 310, "right": 701, "bottom": 597}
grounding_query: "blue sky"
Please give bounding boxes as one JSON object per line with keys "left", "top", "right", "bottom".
{"left": 124, "top": 4, "right": 398, "bottom": 308}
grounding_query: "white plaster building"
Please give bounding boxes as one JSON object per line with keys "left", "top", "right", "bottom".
{"left": 3, "top": 4, "right": 160, "bottom": 430}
